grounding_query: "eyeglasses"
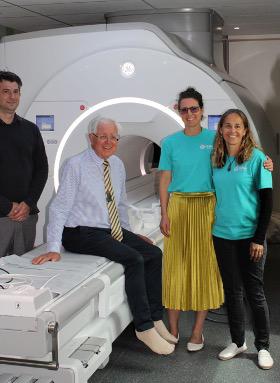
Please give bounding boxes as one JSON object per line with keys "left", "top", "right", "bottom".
{"left": 92, "top": 133, "right": 120, "bottom": 142}
{"left": 179, "top": 106, "right": 200, "bottom": 115}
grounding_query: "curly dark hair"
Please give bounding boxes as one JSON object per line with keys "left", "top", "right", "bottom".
{"left": 178, "top": 87, "right": 204, "bottom": 110}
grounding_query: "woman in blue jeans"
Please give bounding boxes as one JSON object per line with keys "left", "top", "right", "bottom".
{"left": 211, "top": 109, "right": 273, "bottom": 369}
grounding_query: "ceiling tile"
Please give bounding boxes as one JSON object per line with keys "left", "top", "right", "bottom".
{"left": 53, "top": 13, "right": 105, "bottom": 24}
{"left": 215, "top": 4, "right": 280, "bottom": 17}
{"left": 7, "top": 0, "right": 136, "bottom": 4}
{"left": 224, "top": 14, "right": 280, "bottom": 24}
{"left": 144, "top": 0, "right": 219, "bottom": 7}
{"left": 215, "top": 0, "right": 280, "bottom": 5}
{"left": 11, "top": 0, "right": 153, "bottom": 16}
{"left": 0, "top": 5, "right": 38, "bottom": 17}
{"left": 0, "top": 15, "right": 66, "bottom": 27}
{"left": 147, "top": 0, "right": 280, "bottom": 6}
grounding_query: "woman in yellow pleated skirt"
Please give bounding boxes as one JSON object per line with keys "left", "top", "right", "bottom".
{"left": 163, "top": 192, "right": 223, "bottom": 311}
{"left": 159, "top": 87, "right": 224, "bottom": 350}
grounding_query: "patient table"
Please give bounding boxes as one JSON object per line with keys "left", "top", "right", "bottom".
{"left": 0, "top": 192, "right": 163, "bottom": 383}
{"left": 0, "top": 244, "right": 131, "bottom": 383}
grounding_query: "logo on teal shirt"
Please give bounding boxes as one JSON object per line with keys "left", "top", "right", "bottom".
{"left": 234, "top": 166, "right": 247, "bottom": 172}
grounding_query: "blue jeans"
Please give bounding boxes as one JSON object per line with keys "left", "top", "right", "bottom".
{"left": 213, "top": 236, "right": 270, "bottom": 351}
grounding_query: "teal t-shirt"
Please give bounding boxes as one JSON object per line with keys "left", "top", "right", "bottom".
{"left": 212, "top": 148, "right": 272, "bottom": 240}
{"left": 159, "top": 129, "right": 215, "bottom": 192}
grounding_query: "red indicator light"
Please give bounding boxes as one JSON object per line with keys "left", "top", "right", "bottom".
{"left": 80, "top": 105, "right": 85, "bottom": 110}
{"left": 174, "top": 104, "right": 178, "bottom": 110}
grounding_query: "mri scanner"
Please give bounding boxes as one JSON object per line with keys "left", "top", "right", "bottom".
{"left": 0, "top": 8, "right": 277, "bottom": 383}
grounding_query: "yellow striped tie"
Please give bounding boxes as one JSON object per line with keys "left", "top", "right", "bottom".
{"left": 103, "top": 161, "right": 123, "bottom": 241}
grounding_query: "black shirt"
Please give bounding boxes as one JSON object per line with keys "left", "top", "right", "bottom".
{"left": 0, "top": 114, "right": 48, "bottom": 217}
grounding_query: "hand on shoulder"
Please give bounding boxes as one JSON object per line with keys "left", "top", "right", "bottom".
{"left": 264, "top": 155, "right": 273, "bottom": 172}
{"left": 32, "top": 252, "right": 61, "bottom": 265}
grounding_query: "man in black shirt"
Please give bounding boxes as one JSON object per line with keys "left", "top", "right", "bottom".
{"left": 0, "top": 71, "right": 48, "bottom": 257}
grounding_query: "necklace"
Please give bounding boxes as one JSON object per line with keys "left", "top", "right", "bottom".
{"left": 227, "top": 155, "right": 236, "bottom": 171}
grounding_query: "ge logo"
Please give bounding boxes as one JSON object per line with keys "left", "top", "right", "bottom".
{"left": 200, "top": 144, "right": 205, "bottom": 149}
{"left": 121, "top": 62, "right": 135, "bottom": 77}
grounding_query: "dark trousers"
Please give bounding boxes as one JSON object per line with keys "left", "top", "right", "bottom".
{"left": 62, "top": 226, "right": 163, "bottom": 331}
{"left": 213, "top": 236, "right": 270, "bottom": 351}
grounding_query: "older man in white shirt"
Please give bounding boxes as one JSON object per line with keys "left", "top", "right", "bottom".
{"left": 32, "top": 116, "right": 177, "bottom": 355}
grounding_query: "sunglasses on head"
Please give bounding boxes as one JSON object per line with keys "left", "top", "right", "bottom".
{"left": 179, "top": 106, "right": 200, "bottom": 115}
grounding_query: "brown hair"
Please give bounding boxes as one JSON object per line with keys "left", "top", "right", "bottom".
{"left": 211, "top": 109, "right": 261, "bottom": 168}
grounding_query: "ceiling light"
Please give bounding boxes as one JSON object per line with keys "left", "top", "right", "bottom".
{"left": 234, "top": 27, "right": 240, "bottom": 30}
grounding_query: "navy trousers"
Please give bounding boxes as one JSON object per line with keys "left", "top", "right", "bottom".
{"left": 62, "top": 226, "right": 163, "bottom": 332}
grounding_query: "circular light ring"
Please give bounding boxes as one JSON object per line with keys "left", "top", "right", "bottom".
{"left": 54, "top": 97, "right": 184, "bottom": 191}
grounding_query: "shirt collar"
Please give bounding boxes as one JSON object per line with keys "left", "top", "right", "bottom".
{"left": 89, "top": 147, "right": 113, "bottom": 167}
{"left": 0, "top": 113, "right": 21, "bottom": 124}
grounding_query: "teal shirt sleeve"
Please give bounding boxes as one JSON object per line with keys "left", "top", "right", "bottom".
{"left": 251, "top": 151, "right": 272, "bottom": 190}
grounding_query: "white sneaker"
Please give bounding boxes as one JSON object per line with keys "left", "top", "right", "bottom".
{"left": 258, "top": 350, "right": 274, "bottom": 370}
{"left": 219, "top": 342, "right": 247, "bottom": 360}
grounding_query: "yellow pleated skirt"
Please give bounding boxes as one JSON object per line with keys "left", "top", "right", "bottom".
{"left": 163, "top": 192, "right": 224, "bottom": 311}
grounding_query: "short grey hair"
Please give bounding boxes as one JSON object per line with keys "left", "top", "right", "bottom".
{"left": 89, "top": 116, "right": 123, "bottom": 135}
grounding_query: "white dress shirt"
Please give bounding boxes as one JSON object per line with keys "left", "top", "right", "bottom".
{"left": 47, "top": 148, "right": 131, "bottom": 253}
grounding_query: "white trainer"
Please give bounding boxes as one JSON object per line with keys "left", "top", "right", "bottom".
{"left": 219, "top": 342, "right": 247, "bottom": 360}
{"left": 258, "top": 350, "right": 274, "bottom": 369}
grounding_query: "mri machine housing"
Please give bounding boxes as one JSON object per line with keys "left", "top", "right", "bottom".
{"left": 0, "top": 8, "right": 277, "bottom": 383}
